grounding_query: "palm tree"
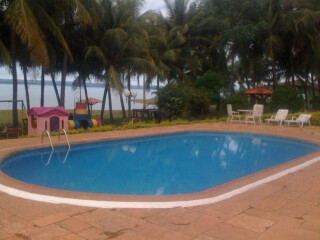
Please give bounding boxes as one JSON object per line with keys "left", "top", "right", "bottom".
{"left": 86, "top": 0, "right": 155, "bottom": 121}
{"left": 2, "top": 0, "right": 73, "bottom": 125}
{"left": 58, "top": 0, "right": 96, "bottom": 107}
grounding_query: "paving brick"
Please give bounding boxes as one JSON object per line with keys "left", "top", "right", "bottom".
{"left": 206, "top": 223, "right": 259, "bottom": 240}
{"left": 56, "top": 217, "right": 92, "bottom": 233}
{"left": 32, "top": 213, "right": 70, "bottom": 227}
{"left": 55, "top": 233, "right": 87, "bottom": 240}
{"left": 77, "top": 227, "right": 108, "bottom": 240}
{"left": 0, "top": 207, "right": 13, "bottom": 220}
{"left": 26, "top": 224, "right": 70, "bottom": 240}
{"left": 1, "top": 124, "right": 320, "bottom": 240}
{"left": 226, "top": 214, "right": 275, "bottom": 233}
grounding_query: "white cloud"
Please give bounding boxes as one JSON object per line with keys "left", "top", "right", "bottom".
{"left": 141, "top": 0, "right": 166, "bottom": 14}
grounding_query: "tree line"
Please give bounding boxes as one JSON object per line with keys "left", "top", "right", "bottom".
{"left": 1, "top": 0, "right": 320, "bottom": 126}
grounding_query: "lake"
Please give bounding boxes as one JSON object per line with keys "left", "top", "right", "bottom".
{"left": 0, "top": 83, "right": 155, "bottom": 111}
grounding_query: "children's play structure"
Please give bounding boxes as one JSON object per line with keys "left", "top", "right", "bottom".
{"left": 68, "top": 102, "right": 102, "bottom": 130}
{"left": 1, "top": 99, "right": 102, "bottom": 138}
{"left": 28, "top": 107, "right": 69, "bottom": 135}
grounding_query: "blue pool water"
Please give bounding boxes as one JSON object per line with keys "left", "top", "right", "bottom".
{"left": 1, "top": 132, "right": 320, "bottom": 195}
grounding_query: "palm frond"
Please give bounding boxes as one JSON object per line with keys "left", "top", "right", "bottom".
{"left": 0, "top": 39, "right": 11, "bottom": 63}
{"left": 6, "top": 0, "right": 49, "bottom": 64}
{"left": 85, "top": 46, "right": 108, "bottom": 66}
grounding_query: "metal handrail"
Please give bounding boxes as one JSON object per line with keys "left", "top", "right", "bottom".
{"left": 41, "top": 130, "right": 54, "bottom": 151}
{"left": 58, "top": 129, "right": 71, "bottom": 150}
{"left": 41, "top": 150, "right": 54, "bottom": 166}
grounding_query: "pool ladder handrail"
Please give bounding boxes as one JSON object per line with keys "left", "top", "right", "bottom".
{"left": 41, "top": 130, "right": 54, "bottom": 151}
{"left": 58, "top": 129, "right": 71, "bottom": 150}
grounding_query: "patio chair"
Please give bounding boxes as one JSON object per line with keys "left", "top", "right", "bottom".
{"left": 227, "top": 104, "right": 240, "bottom": 123}
{"left": 245, "top": 104, "right": 264, "bottom": 124}
{"left": 284, "top": 114, "right": 312, "bottom": 128}
{"left": 265, "top": 109, "right": 289, "bottom": 125}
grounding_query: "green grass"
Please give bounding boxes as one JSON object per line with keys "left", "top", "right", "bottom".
{"left": 0, "top": 110, "right": 26, "bottom": 127}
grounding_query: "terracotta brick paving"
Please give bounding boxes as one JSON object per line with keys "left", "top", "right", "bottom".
{"left": 0, "top": 123, "right": 320, "bottom": 239}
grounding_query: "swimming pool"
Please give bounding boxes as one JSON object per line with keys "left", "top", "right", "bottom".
{"left": 1, "top": 131, "right": 320, "bottom": 196}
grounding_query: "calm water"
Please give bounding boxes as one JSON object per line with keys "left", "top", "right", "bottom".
{"left": 1, "top": 132, "right": 319, "bottom": 195}
{"left": 0, "top": 83, "right": 154, "bottom": 110}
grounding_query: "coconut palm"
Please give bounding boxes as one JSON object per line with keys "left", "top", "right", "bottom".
{"left": 54, "top": 0, "right": 96, "bottom": 107}
{"left": 86, "top": 0, "right": 156, "bottom": 121}
{"left": 2, "top": 0, "right": 73, "bottom": 126}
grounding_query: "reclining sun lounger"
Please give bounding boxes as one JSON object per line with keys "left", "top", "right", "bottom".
{"left": 284, "top": 114, "right": 312, "bottom": 128}
{"left": 265, "top": 109, "right": 289, "bottom": 125}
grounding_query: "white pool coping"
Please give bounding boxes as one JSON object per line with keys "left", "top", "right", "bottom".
{"left": 0, "top": 155, "right": 319, "bottom": 209}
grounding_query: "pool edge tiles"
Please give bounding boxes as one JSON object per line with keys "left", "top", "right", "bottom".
{"left": 0, "top": 128, "right": 320, "bottom": 208}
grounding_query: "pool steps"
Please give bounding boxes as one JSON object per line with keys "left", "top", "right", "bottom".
{"left": 42, "top": 129, "right": 71, "bottom": 151}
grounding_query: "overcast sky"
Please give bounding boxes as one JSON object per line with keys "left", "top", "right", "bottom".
{"left": 141, "top": 0, "right": 166, "bottom": 13}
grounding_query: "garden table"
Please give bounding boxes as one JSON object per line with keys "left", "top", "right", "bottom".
{"left": 238, "top": 109, "right": 253, "bottom": 123}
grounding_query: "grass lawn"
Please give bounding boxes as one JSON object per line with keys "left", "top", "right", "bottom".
{"left": 0, "top": 109, "right": 126, "bottom": 127}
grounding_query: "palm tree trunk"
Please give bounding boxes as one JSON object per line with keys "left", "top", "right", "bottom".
{"left": 304, "top": 76, "right": 308, "bottom": 110}
{"left": 22, "top": 66, "right": 30, "bottom": 110}
{"left": 82, "top": 77, "right": 91, "bottom": 118}
{"left": 252, "top": 60, "right": 256, "bottom": 88}
{"left": 10, "top": 31, "right": 18, "bottom": 127}
{"left": 40, "top": 65, "right": 45, "bottom": 107}
{"left": 311, "top": 72, "right": 315, "bottom": 99}
{"left": 50, "top": 71, "right": 61, "bottom": 106}
{"left": 229, "top": 56, "right": 235, "bottom": 94}
{"left": 143, "top": 75, "right": 146, "bottom": 109}
{"left": 290, "top": 56, "right": 295, "bottom": 87}
{"left": 245, "top": 76, "right": 250, "bottom": 90}
{"left": 107, "top": 84, "right": 114, "bottom": 122}
{"left": 272, "top": 62, "right": 277, "bottom": 90}
{"left": 100, "top": 82, "right": 108, "bottom": 122}
{"left": 119, "top": 92, "right": 126, "bottom": 118}
{"left": 128, "top": 74, "right": 132, "bottom": 118}
{"left": 60, "top": 51, "right": 68, "bottom": 107}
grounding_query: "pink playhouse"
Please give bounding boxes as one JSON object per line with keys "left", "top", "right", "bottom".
{"left": 28, "top": 107, "right": 69, "bottom": 135}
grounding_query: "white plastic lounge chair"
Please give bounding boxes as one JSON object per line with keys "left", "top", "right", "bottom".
{"left": 265, "top": 109, "right": 289, "bottom": 125}
{"left": 227, "top": 104, "right": 240, "bottom": 123}
{"left": 245, "top": 104, "right": 264, "bottom": 124}
{"left": 284, "top": 114, "right": 312, "bottom": 128}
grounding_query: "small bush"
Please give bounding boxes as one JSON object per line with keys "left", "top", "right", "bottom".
{"left": 185, "top": 87, "right": 210, "bottom": 117}
{"left": 194, "top": 71, "right": 228, "bottom": 104}
{"left": 157, "top": 83, "right": 186, "bottom": 120}
{"left": 269, "top": 87, "right": 304, "bottom": 112}
{"left": 310, "top": 97, "right": 320, "bottom": 110}
{"left": 309, "top": 112, "right": 320, "bottom": 126}
{"left": 157, "top": 83, "right": 210, "bottom": 120}
{"left": 222, "top": 92, "right": 250, "bottom": 111}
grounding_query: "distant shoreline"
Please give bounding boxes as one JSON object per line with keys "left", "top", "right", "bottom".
{"left": 0, "top": 79, "right": 156, "bottom": 90}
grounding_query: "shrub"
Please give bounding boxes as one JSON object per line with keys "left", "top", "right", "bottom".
{"left": 310, "top": 97, "right": 320, "bottom": 110}
{"left": 185, "top": 87, "right": 210, "bottom": 117}
{"left": 157, "top": 83, "right": 210, "bottom": 120}
{"left": 269, "top": 87, "right": 304, "bottom": 112}
{"left": 222, "top": 92, "right": 250, "bottom": 111}
{"left": 309, "top": 112, "right": 320, "bottom": 126}
{"left": 157, "top": 83, "right": 186, "bottom": 120}
{"left": 194, "top": 71, "right": 228, "bottom": 105}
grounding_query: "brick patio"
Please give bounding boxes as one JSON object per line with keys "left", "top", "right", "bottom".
{"left": 1, "top": 123, "right": 320, "bottom": 239}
